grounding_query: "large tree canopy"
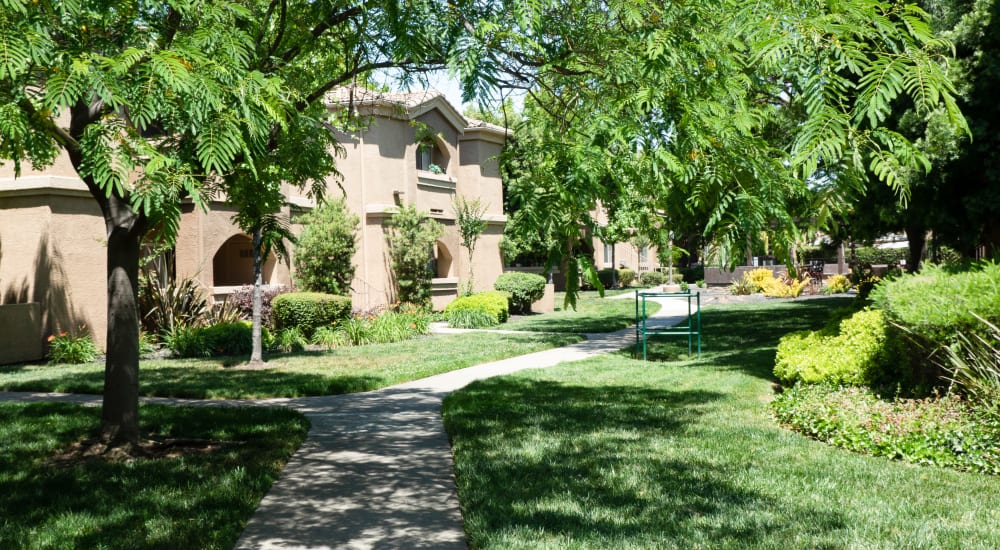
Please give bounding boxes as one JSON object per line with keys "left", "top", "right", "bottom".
{"left": 458, "top": 0, "right": 968, "bottom": 288}
{"left": 0, "top": 0, "right": 467, "bottom": 446}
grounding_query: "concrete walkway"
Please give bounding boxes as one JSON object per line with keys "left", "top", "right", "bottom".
{"left": 0, "top": 295, "right": 694, "bottom": 550}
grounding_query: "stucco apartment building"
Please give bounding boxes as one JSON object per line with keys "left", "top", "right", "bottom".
{"left": 0, "top": 87, "right": 507, "bottom": 361}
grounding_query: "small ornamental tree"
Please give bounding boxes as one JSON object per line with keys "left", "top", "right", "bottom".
{"left": 385, "top": 204, "right": 444, "bottom": 309}
{"left": 294, "top": 198, "right": 360, "bottom": 296}
{"left": 453, "top": 195, "right": 488, "bottom": 294}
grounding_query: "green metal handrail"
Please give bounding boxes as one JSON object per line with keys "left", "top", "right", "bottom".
{"left": 634, "top": 290, "right": 701, "bottom": 360}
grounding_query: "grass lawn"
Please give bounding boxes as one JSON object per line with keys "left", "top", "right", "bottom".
{"left": 503, "top": 290, "right": 657, "bottom": 333}
{"left": 0, "top": 332, "right": 580, "bottom": 399}
{"left": 443, "top": 298, "right": 1000, "bottom": 548}
{"left": 0, "top": 402, "right": 307, "bottom": 549}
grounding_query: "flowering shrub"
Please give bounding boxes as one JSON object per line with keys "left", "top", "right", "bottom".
{"left": 822, "top": 274, "right": 852, "bottom": 294}
{"left": 47, "top": 330, "right": 98, "bottom": 364}
{"left": 744, "top": 268, "right": 776, "bottom": 293}
{"left": 740, "top": 268, "right": 809, "bottom": 298}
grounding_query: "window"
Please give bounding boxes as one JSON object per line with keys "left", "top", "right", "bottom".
{"left": 416, "top": 144, "right": 433, "bottom": 171}
{"left": 603, "top": 242, "right": 614, "bottom": 266}
{"left": 639, "top": 246, "right": 649, "bottom": 264}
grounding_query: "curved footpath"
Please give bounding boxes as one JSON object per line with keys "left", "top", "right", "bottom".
{"left": 0, "top": 294, "right": 695, "bottom": 550}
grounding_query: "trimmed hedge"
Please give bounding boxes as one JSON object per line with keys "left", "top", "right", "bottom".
{"left": 272, "top": 292, "right": 352, "bottom": 337}
{"left": 593, "top": 268, "right": 638, "bottom": 289}
{"left": 165, "top": 321, "right": 266, "bottom": 358}
{"left": 639, "top": 271, "right": 666, "bottom": 286}
{"left": 774, "top": 309, "right": 897, "bottom": 386}
{"left": 871, "top": 262, "right": 1000, "bottom": 348}
{"left": 617, "top": 268, "right": 636, "bottom": 287}
{"left": 494, "top": 272, "right": 547, "bottom": 314}
{"left": 445, "top": 291, "right": 509, "bottom": 325}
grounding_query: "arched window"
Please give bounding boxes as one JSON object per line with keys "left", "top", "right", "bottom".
{"left": 416, "top": 138, "right": 448, "bottom": 174}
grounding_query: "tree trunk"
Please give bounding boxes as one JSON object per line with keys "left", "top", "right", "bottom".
{"left": 250, "top": 227, "right": 265, "bottom": 365}
{"left": 101, "top": 214, "right": 143, "bottom": 446}
{"left": 611, "top": 244, "right": 617, "bottom": 289}
{"left": 905, "top": 225, "right": 926, "bottom": 273}
{"left": 66, "top": 101, "right": 145, "bottom": 447}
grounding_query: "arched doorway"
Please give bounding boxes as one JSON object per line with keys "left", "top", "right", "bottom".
{"left": 212, "top": 234, "right": 276, "bottom": 286}
{"left": 430, "top": 240, "right": 453, "bottom": 278}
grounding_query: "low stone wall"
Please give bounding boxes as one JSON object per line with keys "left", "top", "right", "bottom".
{"left": 0, "top": 302, "right": 44, "bottom": 364}
{"left": 704, "top": 266, "right": 787, "bottom": 286}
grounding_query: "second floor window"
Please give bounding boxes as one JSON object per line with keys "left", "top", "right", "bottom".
{"left": 417, "top": 144, "right": 434, "bottom": 171}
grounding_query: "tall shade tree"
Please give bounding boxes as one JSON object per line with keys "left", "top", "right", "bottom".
{"left": 454, "top": 0, "right": 967, "bottom": 294}
{"left": 0, "top": 0, "right": 468, "bottom": 447}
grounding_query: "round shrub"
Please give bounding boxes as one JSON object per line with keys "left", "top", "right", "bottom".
{"left": 871, "top": 262, "right": 1000, "bottom": 348}
{"left": 494, "top": 272, "right": 546, "bottom": 314}
{"left": 617, "top": 268, "right": 636, "bottom": 287}
{"left": 165, "top": 321, "right": 265, "bottom": 357}
{"left": 445, "top": 291, "right": 510, "bottom": 324}
{"left": 272, "top": 292, "right": 352, "bottom": 337}
{"left": 774, "top": 309, "right": 897, "bottom": 386}
{"left": 639, "top": 271, "right": 667, "bottom": 286}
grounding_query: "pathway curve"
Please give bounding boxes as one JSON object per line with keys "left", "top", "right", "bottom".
{"left": 0, "top": 294, "right": 695, "bottom": 550}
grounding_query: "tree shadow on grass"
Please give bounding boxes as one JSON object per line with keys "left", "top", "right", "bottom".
{"left": 0, "top": 365, "right": 385, "bottom": 400}
{"left": 0, "top": 402, "right": 307, "bottom": 549}
{"left": 444, "top": 376, "right": 846, "bottom": 547}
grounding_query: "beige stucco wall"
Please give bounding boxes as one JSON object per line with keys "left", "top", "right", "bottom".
{"left": 318, "top": 101, "right": 507, "bottom": 311}
{"left": 0, "top": 178, "right": 107, "bottom": 350}
{"left": 0, "top": 303, "right": 44, "bottom": 364}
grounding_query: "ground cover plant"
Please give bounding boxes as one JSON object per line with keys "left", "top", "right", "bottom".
{"left": 773, "top": 385, "right": 1000, "bottom": 475}
{"left": 0, "top": 402, "right": 307, "bottom": 549}
{"left": 0, "top": 332, "right": 580, "bottom": 399}
{"left": 502, "top": 291, "right": 658, "bottom": 333}
{"left": 774, "top": 264, "right": 1000, "bottom": 472}
{"left": 444, "top": 299, "right": 1000, "bottom": 548}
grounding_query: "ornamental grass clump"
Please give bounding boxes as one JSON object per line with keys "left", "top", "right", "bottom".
{"left": 944, "top": 316, "right": 1000, "bottom": 421}
{"left": 47, "top": 330, "right": 98, "bottom": 364}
